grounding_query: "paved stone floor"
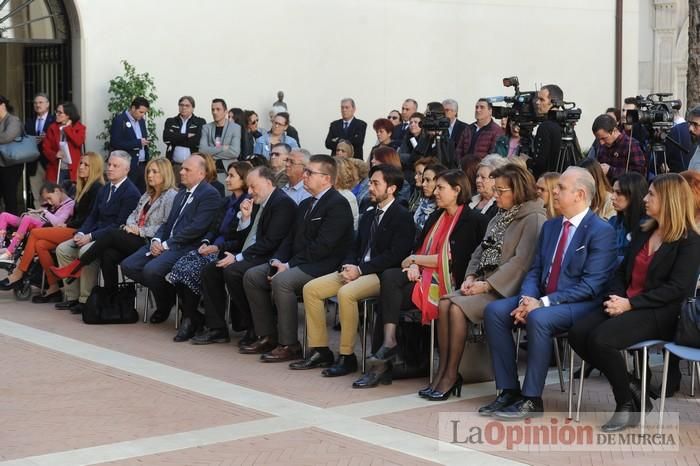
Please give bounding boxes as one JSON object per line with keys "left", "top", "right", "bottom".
{"left": 1, "top": 283, "right": 699, "bottom": 466}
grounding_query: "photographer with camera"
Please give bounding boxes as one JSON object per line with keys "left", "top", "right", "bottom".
{"left": 399, "top": 102, "right": 458, "bottom": 176}
{"left": 528, "top": 85, "right": 565, "bottom": 177}
{"left": 592, "top": 114, "right": 646, "bottom": 183}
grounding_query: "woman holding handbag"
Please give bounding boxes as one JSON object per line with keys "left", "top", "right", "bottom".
{"left": 0, "top": 95, "right": 24, "bottom": 215}
{"left": 568, "top": 173, "right": 700, "bottom": 432}
{"left": 41, "top": 102, "right": 86, "bottom": 183}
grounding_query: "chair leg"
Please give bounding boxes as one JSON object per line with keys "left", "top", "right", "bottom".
{"left": 692, "top": 362, "right": 696, "bottom": 397}
{"left": 634, "top": 351, "right": 641, "bottom": 379}
{"left": 640, "top": 346, "right": 648, "bottom": 434}
{"left": 553, "top": 337, "right": 565, "bottom": 392}
{"left": 429, "top": 319, "right": 435, "bottom": 384}
{"left": 576, "top": 359, "right": 585, "bottom": 423}
{"left": 515, "top": 327, "right": 522, "bottom": 363}
{"left": 696, "top": 362, "right": 700, "bottom": 394}
{"left": 174, "top": 295, "right": 180, "bottom": 329}
{"left": 225, "top": 289, "right": 231, "bottom": 325}
{"left": 302, "top": 309, "right": 307, "bottom": 360}
{"left": 567, "top": 345, "right": 575, "bottom": 419}
{"left": 658, "top": 350, "right": 670, "bottom": 433}
{"left": 142, "top": 288, "right": 150, "bottom": 323}
{"left": 361, "top": 300, "right": 369, "bottom": 374}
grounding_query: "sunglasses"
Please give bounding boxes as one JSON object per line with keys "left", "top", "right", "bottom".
{"left": 387, "top": 116, "right": 399, "bottom": 120}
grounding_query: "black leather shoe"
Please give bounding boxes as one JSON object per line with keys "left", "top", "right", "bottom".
{"left": 173, "top": 318, "right": 199, "bottom": 342}
{"left": 322, "top": 354, "right": 358, "bottom": 377}
{"left": 70, "top": 303, "right": 85, "bottom": 315}
{"left": 629, "top": 379, "right": 655, "bottom": 412}
{"left": 0, "top": 278, "right": 21, "bottom": 291}
{"left": 55, "top": 299, "right": 78, "bottom": 310}
{"left": 426, "top": 374, "right": 464, "bottom": 401}
{"left": 289, "top": 348, "right": 334, "bottom": 370}
{"left": 492, "top": 397, "right": 544, "bottom": 420}
{"left": 367, "top": 345, "right": 398, "bottom": 363}
{"left": 238, "top": 328, "right": 257, "bottom": 348}
{"left": 190, "top": 327, "right": 230, "bottom": 345}
{"left": 149, "top": 309, "right": 171, "bottom": 324}
{"left": 32, "top": 290, "right": 63, "bottom": 303}
{"left": 601, "top": 400, "right": 640, "bottom": 432}
{"left": 478, "top": 390, "right": 522, "bottom": 416}
{"left": 352, "top": 363, "right": 392, "bottom": 388}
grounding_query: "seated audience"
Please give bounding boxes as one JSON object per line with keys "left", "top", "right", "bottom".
{"left": 353, "top": 169, "right": 488, "bottom": 388}
{"left": 408, "top": 157, "right": 432, "bottom": 213}
{"left": 51, "top": 158, "right": 178, "bottom": 294}
{"left": 54, "top": 151, "right": 140, "bottom": 314}
{"left": 292, "top": 165, "right": 415, "bottom": 376}
{"left": 201, "top": 153, "right": 225, "bottom": 197}
{"left": 536, "top": 172, "right": 560, "bottom": 219}
{"left": 334, "top": 156, "right": 361, "bottom": 230}
{"left": 425, "top": 164, "right": 545, "bottom": 401}
{"left": 281, "top": 149, "right": 312, "bottom": 205}
{"left": 413, "top": 163, "right": 446, "bottom": 233}
{"left": 168, "top": 161, "right": 251, "bottom": 341}
{"left": 0, "top": 153, "right": 104, "bottom": 301}
{"left": 269, "top": 143, "right": 291, "bottom": 187}
{"left": 580, "top": 159, "right": 615, "bottom": 219}
{"left": 681, "top": 170, "right": 700, "bottom": 223}
{"left": 469, "top": 154, "right": 507, "bottom": 219}
{"left": 479, "top": 166, "right": 617, "bottom": 420}
{"left": 608, "top": 172, "right": 648, "bottom": 259}
{"left": 569, "top": 173, "right": 700, "bottom": 432}
{"left": 241, "top": 155, "right": 353, "bottom": 362}
{"left": 0, "top": 182, "right": 74, "bottom": 262}
{"left": 334, "top": 139, "right": 354, "bottom": 159}
{"left": 121, "top": 155, "right": 221, "bottom": 324}
{"left": 358, "top": 146, "right": 410, "bottom": 212}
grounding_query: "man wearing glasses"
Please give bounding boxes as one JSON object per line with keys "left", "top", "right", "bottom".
{"left": 269, "top": 142, "right": 291, "bottom": 187}
{"left": 242, "top": 154, "right": 354, "bottom": 362}
{"left": 686, "top": 106, "right": 700, "bottom": 172}
{"left": 280, "top": 149, "right": 311, "bottom": 204}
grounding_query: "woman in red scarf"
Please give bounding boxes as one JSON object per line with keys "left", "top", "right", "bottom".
{"left": 352, "top": 169, "right": 488, "bottom": 389}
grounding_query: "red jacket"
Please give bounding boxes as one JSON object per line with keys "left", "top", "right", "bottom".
{"left": 455, "top": 120, "right": 504, "bottom": 160}
{"left": 41, "top": 121, "right": 86, "bottom": 182}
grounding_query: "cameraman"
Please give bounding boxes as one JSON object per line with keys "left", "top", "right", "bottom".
{"left": 399, "top": 102, "right": 457, "bottom": 173}
{"left": 529, "top": 84, "right": 564, "bottom": 177}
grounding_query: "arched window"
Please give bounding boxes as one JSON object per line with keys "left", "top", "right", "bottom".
{"left": 0, "top": 0, "right": 69, "bottom": 42}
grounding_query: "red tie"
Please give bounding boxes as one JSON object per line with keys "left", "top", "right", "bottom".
{"left": 546, "top": 220, "right": 572, "bottom": 294}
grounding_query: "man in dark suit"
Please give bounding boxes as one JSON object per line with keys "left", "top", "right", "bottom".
{"left": 109, "top": 96, "right": 150, "bottom": 191}
{"left": 443, "top": 98, "right": 467, "bottom": 149}
{"left": 162, "top": 96, "right": 207, "bottom": 183}
{"left": 479, "top": 166, "right": 617, "bottom": 420}
{"left": 392, "top": 98, "right": 418, "bottom": 143}
{"left": 183, "top": 166, "right": 297, "bottom": 344}
{"left": 324, "top": 98, "right": 367, "bottom": 160}
{"left": 25, "top": 93, "right": 55, "bottom": 208}
{"left": 54, "top": 151, "right": 141, "bottom": 314}
{"left": 241, "top": 154, "right": 354, "bottom": 362}
{"left": 290, "top": 165, "right": 415, "bottom": 376}
{"left": 121, "top": 155, "right": 221, "bottom": 324}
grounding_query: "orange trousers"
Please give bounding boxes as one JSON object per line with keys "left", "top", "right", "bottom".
{"left": 19, "top": 227, "right": 75, "bottom": 286}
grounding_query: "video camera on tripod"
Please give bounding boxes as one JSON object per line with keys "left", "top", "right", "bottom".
{"left": 625, "top": 93, "right": 683, "bottom": 176}
{"left": 488, "top": 76, "right": 542, "bottom": 157}
{"left": 548, "top": 99, "right": 583, "bottom": 172}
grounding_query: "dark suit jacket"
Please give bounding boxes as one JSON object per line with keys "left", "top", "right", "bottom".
{"left": 225, "top": 188, "right": 298, "bottom": 264}
{"left": 274, "top": 188, "right": 354, "bottom": 277}
{"left": 610, "top": 227, "right": 700, "bottom": 328}
{"left": 520, "top": 210, "right": 617, "bottom": 306}
{"left": 416, "top": 207, "right": 489, "bottom": 286}
{"left": 109, "top": 111, "right": 149, "bottom": 172}
{"left": 325, "top": 118, "right": 367, "bottom": 160}
{"left": 79, "top": 178, "right": 140, "bottom": 241}
{"left": 392, "top": 122, "right": 409, "bottom": 143}
{"left": 345, "top": 201, "right": 415, "bottom": 276}
{"left": 665, "top": 122, "right": 695, "bottom": 173}
{"left": 528, "top": 120, "right": 562, "bottom": 178}
{"left": 154, "top": 182, "right": 221, "bottom": 251}
{"left": 162, "top": 114, "right": 207, "bottom": 160}
{"left": 66, "top": 182, "right": 103, "bottom": 229}
{"left": 25, "top": 113, "right": 56, "bottom": 172}
{"left": 449, "top": 119, "right": 468, "bottom": 147}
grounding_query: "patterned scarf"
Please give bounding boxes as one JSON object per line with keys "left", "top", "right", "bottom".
{"left": 411, "top": 206, "right": 464, "bottom": 324}
{"left": 476, "top": 204, "right": 521, "bottom": 276}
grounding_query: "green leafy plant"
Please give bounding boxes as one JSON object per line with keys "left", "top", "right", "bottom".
{"left": 97, "top": 60, "right": 164, "bottom": 156}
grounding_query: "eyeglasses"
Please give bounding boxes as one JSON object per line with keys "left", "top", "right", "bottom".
{"left": 492, "top": 187, "right": 512, "bottom": 195}
{"left": 303, "top": 168, "right": 329, "bottom": 177}
{"left": 689, "top": 121, "right": 700, "bottom": 128}
{"left": 272, "top": 121, "right": 286, "bottom": 127}
{"left": 387, "top": 116, "right": 399, "bottom": 120}
{"left": 249, "top": 119, "right": 258, "bottom": 124}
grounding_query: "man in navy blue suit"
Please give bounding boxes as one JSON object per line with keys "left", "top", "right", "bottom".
{"left": 25, "top": 93, "right": 55, "bottom": 208}
{"left": 479, "top": 166, "right": 618, "bottom": 420}
{"left": 109, "top": 97, "right": 150, "bottom": 192}
{"left": 55, "top": 151, "right": 141, "bottom": 314}
{"left": 121, "top": 154, "right": 221, "bottom": 324}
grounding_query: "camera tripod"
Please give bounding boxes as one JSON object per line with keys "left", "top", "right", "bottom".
{"left": 554, "top": 126, "right": 583, "bottom": 173}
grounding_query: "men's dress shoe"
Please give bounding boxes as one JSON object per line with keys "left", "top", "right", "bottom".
{"left": 32, "top": 290, "right": 63, "bottom": 303}
{"left": 478, "top": 391, "right": 522, "bottom": 416}
{"left": 55, "top": 299, "right": 79, "bottom": 310}
{"left": 601, "top": 400, "right": 640, "bottom": 432}
{"left": 149, "top": 309, "right": 171, "bottom": 324}
{"left": 492, "top": 397, "right": 544, "bottom": 420}
{"left": 289, "top": 348, "right": 334, "bottom": 370}
{"left": 322, "top": 354, "right": 359, "bottom": 377}
{"left": 628, "top": 379, "right": 655, "bottom": 412}
{"left": 190, "top": 327, "right": 230, "bottom": 345}
{"left": 238, "top": 329, "right": 257, "bottom": 348}
{"left": 69, "top": 303, "right": 85, "bottom": 315}
{"left": 173, "top": 318, "right": 199, "bottom": 342}
{"left": 352, "top": 363, "right": 392, "bottom": 388}
{"left": 261, "top": 343, "right": 303, "bottom": 363}
{"left": 50, "top": 259, "right": 82, "bottom": 279}
{"left": 239, "top": 336, "right": 278, "bottom": 354}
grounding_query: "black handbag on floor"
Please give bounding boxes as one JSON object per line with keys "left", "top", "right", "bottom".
{"left": 675, "top": 294, "right": 700, "bottom": 348}
{"left": 83, "top": 282, "right": 139, "bottom": 324}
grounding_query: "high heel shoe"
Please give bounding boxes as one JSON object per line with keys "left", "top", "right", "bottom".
{"left": 51, "top": 259, "right": 83, "bottom": 279}
{"left": 426, "top": 374, "right": 463, "bottom": 401}
{"left": 418, "top": 385, "right": 434, "bottom": 398}
{"left": 0, "top": 277, "right": 22, "bottom": 291}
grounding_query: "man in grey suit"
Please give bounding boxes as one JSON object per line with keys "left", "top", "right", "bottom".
{"left": 199, "top": 98, "right": 241, "bottom": 182}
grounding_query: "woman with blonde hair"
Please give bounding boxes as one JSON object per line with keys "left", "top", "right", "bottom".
{"left": 51, "top": 157, "right": 178, "bottom": 296}
{"left": 334, "top": 157, "right": 361, "bottom": 229}
{"left": 580, "top": 158, "right": 615, "bottom": 219}
{"left": 335, "top": 140, "right": 354, "bottom": 159}
{"left": 569, "top": 173, "right": 700, "bottom": 432}
{"left": 536, "top": 172, "right": 560, "bottom": 219}
{"left": 0, "top": 153, "right": 104, "bottom": 301}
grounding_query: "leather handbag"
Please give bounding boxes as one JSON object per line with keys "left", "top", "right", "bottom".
{"left": 675, "top": 293, "right": 700, "bottom": 348}
{"left": 0, "top": 133, "right": 40, "bottom": 167}
{"left": 83, "top": 282, "right": 139, "bottom": 325}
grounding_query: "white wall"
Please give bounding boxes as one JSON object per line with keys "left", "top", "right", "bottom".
{"left": 73, "top": 0, "right": 639, "bottom": 156}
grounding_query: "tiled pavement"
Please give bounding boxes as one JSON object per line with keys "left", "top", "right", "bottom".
{"left": 1, "top": 285, "right": 699, "bottom": 466}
